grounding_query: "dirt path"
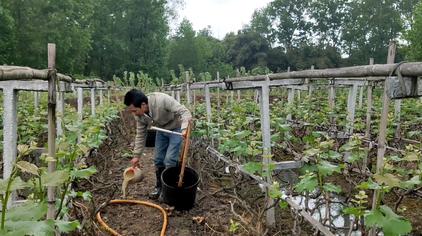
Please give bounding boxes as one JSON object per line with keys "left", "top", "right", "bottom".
{"left": 72, "top": 111, "right": 241, "bottom": 235}
{"left": 70, "top": 110, "right": 309, "bottom": 236}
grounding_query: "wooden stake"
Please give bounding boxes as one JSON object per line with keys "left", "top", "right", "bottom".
{"left": 365, "top": 58, "right": 375, "bottom": 139}
{"left": 47, "top": 43, "right": 57, "bottom": 220}
{"left": 370, "top": 42, "right": 396, "bottom": 236}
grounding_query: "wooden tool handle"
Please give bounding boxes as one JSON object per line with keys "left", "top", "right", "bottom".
{"left": 177, "top": 122, "right": 192, "bottom": 188}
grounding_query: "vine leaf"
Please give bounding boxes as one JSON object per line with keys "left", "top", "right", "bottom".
{"left": 365, "top": 205, "right": 412, "bottom": 236}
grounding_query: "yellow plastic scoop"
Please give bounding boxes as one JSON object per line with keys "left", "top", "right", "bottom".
{"left": 122, "top": 166, "right": 143, "bottom": 198}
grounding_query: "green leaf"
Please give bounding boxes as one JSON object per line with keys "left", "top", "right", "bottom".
{"left": 304, "top": 148, "right": 320, "bottom": 157}
{"left": 71, "top": 166, "right": 97, "bottom": 180}
{"left": 42, "top": 170, "right": 69, "bottom": 187}
{"left": 4, "top": 220, "right": 55, "bottom": 236}
{"left": 55, "top": 220, "right": 80, "bottom": 233}
{"left": 16, "top": 161, "right": 39, "bottom": 176}
{"left": 7, "top": 201, "right": 47, "bottom": 221}
{"left": 374, "top": 173, "right": 401, "bottom": 187}
{"left": 82, "top": 191, "right": 92, "bottom": 201}
{"left": 279, "top": 200, "right": 288, "bottom": 209}
{"left": 323, "top": 183, "right": 341, "bottom": 193}
{"left": 0, "top": 177, "right": 31, "bottom": 192}
{"left": 357, "top": 179, "right": 381, "bottom": 190}
{"left": 365, "top": 205, "right": 412, "bottom": 236}
{"left": 400, "top": 176, "right": 421, "bottom": 189}
{"left": 365, "top": 208, "right": 385, "bottom": 227}
{"left": 317, "top": 161, "right": 341, "bottom": 177}
{"left": 343, "top": 207, "right": 364, "bottom": 217}
{"left": 295, "top": 173, "right": 318, "bottom": 193}
{"left": 243, "top": 162, "right": 262, "bottom": 175}
{"left": 328, "top": 150, "right": 341, "bottom": 160}
{"left": 404, "top": 152, "right": 419, "bottom": 162}
{"left": 268, "top": 182, "right": 281, "bottom": 199}
{"left": 319, "top": 140, "right": 334, "bottom": 149}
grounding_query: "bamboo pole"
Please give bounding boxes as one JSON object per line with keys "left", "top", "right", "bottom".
{"left": 47, "top": 43, "right": 57, "bottom": 220}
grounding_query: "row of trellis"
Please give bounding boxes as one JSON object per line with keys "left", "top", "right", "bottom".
{"left": 0, "top": 44, "right": 124, "bottom": 219}
{"left": 162, "top": 42, "right": 422, "bottom": 235}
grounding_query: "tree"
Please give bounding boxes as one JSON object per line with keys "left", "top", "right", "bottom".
{"left": 341, "top": 0, "right": 403, "bottom": 65}
{"left": 250, "top": 0, "right": 311, "bottom": 49}
{"left": 87, "top": 0, "right": 169, "bottom": 79}
{"left": 309, "top": 0, "right": 347, "bottom": 48}
{"left": 223, "top": 29, "right": 270, "bottom": 71}
{"left": 1, "top": 0, "right": 94, "bottom": 73}
{"left": 167, "top": 19, "right": 201, "bottom": 76}
{"left": 0, "top": 3, "right": 14, "bottom": 64}
{"left": 405, "top": 1, "right": 422, "bottom": 60}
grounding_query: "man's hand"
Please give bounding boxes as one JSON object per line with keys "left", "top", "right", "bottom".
{"left": 181, "top": 129, "right": 188, "bottom": 139}
{"left": 131, "top": 157, "right": 140, "bottom": 168}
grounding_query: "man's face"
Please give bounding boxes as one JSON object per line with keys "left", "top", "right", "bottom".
{"left": 127, "top": 103, "right": 148, "bottom": 116}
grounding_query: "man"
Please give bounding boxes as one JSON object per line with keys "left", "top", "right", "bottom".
{"left": 124, "top": 89, "right": 192, "bottom": 199}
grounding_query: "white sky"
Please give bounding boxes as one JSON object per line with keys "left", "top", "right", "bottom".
{"left": 174, "top": 0, "right": 272, "bottom": 39}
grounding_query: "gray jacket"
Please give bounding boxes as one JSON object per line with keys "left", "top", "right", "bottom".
{"left": 133, "top": 92, "right": 192, "bottom": 156}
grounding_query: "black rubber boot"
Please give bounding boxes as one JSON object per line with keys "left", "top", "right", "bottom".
{"left": 149, "top": 167, "right": 165, "bottom": 200}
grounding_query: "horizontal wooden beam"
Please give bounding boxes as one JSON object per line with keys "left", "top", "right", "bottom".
{"left": 0, "top": 80, "right": 72, "bottom": 92}
{"left": 0, "top": 66, "right": 72, "bottom": 82}
{"left": 226, "top": 62, "right": 422, "bottom": 82}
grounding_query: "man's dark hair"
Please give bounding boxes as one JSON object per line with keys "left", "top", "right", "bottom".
{"left": 124, "top": 89, "right": 148, "bottom": 108}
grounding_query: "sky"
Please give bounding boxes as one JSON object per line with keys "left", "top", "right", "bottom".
{"left": 174, "top": 0, "right": 272, "bottom": 39}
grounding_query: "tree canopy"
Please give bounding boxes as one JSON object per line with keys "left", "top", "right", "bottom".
{"left": 0, "top": 0, "right": 421, "bottom": 82}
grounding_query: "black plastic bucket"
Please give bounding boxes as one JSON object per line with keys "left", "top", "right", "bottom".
{"left": 161, "top": 166, "right": 200, "bottom": 210}
{"left": 145, "top": 129, "right": 156, "bottom": 147}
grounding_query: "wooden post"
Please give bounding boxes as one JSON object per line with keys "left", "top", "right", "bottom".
{"left": 258, "top": 76, "right": 275, "bottom": 226}
{"left": 47, "top": 43, "right": 57, "bottom": 220}
{"left": 394, "top": 99, "right": 402, "bottom": 139}
{"left": 56, "top": 91, "right": 65, "bottom": 136}
{"left": 236, "top": 69, "right": 241, "bottom": 101}
{"left": 107, "top": 87, "right": 111, "bottom": 104}
{"left": 171, "top": 90, "right": 175, "bottom": 98}
{"left": 365, "top": 58, "right": 375, "bottom": 139}
{"left": 328, "top": 79, "right": 336, "bottom": 129}
{"left": 308, "top": 65, "right": 314, "bottom": 97}
{"left": 2, "top": 89, "right": 18, "bottom": 180}
{"left": 34, "top": 91, "right": 40, "bottom": 110}
{"left": 99, "top": 89, "right": 103, "bottom": 106}
{"left": 287, "top": 89, "right": 295, "bottom": 121}
{"left": 205, "top": 84, "right": 212, "bottom": 123}
{"left": 90, "top": 88, "right": 96, "bottom": 117}
{"left": 346, "top": 83, "right": 359, "bottom": 135}
{"left": 77, "top": 87, "right": 83, "bottom": 143}
{"left": 370, "top": 42, "right": 396, "bottom": 236}
{"left": 176, "top": 90, "right": 181, "bottom": 102}
{"left": 185, "top": 72, "right": 191, "bottom": 105}
{"left": 216, "top": 72, "right": 221, "bottom": 109}
{"left": 358, "top": 86, "right": 364, "bottom": 109}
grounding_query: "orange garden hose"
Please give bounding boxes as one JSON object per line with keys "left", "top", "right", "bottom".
{"left": 96, "top": 199, "right": 168, "bottom": 236}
